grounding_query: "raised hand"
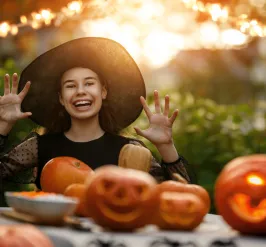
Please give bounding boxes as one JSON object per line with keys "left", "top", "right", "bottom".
{"left": 134, "top": 90, "right": 178, "bottom": 146}
{"left": 0, "top": 73, "right": 32, "bottom": 124}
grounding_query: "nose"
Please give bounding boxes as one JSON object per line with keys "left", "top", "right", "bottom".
{"left": 76, "top": 84, "right": 86, "bottom": 95}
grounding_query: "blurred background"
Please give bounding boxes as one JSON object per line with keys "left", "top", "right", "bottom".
{"left": 0, "top": 0, "right": 266, "bottom": 212}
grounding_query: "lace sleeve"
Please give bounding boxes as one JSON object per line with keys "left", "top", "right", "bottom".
{"left": 128, "top": 139, "right": 192, "bottom": 183}
{"left": 0, "top": 136, "right": 39, "bottom": 184}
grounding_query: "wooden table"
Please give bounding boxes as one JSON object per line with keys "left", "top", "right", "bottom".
{"left": 0, "top": 207, "right": 265, "bottom": 247}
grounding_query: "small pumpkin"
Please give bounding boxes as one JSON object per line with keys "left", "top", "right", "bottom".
{"left": 64, "top": 183, "right": 90, "bottom": 217}
{"left": 0, "top": 224, "right": 54, "bottom": 247}
{"left": 40, "top": 156, "right": 94, "bottom": 194}
{"left": 215, "top": 154, "right": 266, "bottom": 235}
{"left": 152, "top": 174, "right": 210, "bottom": 230}
{"left": 118, "top": 144, "right": 152, "bottom": 172}
{"left": 83, "top": 165, "right": 157, "bottom": 231}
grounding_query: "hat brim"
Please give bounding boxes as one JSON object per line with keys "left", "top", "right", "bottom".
{"left": 18, "top": 37, "right": 146, "bottom": 130}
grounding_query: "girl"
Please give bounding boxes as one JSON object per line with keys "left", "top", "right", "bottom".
{"left": 0, "top": 37, "right": 193, "bottom": 192}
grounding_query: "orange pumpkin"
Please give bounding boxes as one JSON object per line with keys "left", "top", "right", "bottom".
{"left": 0, "top": 224, "right": 54, "bottom": 247}
{"left": 152, "top": 174, "right": 210, "bottom": 230}
{"left": 40, "top": 156, "right": 94, "bottom": 194}
{"left": 83, "top": 165, "right": 158, "bottom": 231}
{"left": 215, "top": 154, "right": 266, "bottom": 235}
{"left": 64, "top": 183, "right": 90, "bottom": 217}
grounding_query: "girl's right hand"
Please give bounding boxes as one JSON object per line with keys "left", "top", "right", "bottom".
{"left": 0, "top": 73, "right": 32, "bottom": 124}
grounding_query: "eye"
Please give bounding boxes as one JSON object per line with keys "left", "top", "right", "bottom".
{"left": 65, "top": 84, "right": 75, "bottom": 88}
{"left": 85, "top": 81, "right": 94, "bottom": 86}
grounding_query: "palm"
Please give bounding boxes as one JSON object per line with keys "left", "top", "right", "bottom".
{"left": 0, "top": 74, "right": 31, "bottom": 123}
{"left": 135, "top": 90, "right": 178, "bottom": 146}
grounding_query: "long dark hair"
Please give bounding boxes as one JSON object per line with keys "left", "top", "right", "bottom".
{"left": 40, "top": 68, "right": 123, "bottom": 135}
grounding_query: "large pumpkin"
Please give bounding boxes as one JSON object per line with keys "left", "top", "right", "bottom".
{"left": 215, "top": 154, "right": 266, "bottom": 235}
{"left": 152, "top": 174, "right": 210, "bottom": 230}
{"left": 83, "top": 165, "right": 158, "bottom": 231}
{"left": 0, "top": 224, "right": 54, "bottom": 247}
{"left": 40, "top": 156, "right": 94, "bottom": 194}
{"left": 118, "top": 144, "right": 152, "bottom": 172}
{"left": 64, "top": 183, "right": 90, "bottom": 217}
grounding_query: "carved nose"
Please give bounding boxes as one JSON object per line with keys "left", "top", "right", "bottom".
{"left": 114, "top": 187, "right": 127, "bottom": 199}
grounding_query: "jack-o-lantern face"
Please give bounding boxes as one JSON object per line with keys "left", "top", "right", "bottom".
{"left": 215, "top": 154, "right": 266, "bottom": 235}
{"left": 159, "top": 192, "right": 205, "bottom": 229}
{"left": 84, "top": 165, "right": 157, "bottom": 231}
{"left": 152, "top": 180, "right": 209, "bottom": 230}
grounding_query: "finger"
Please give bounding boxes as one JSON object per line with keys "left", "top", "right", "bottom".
{"left": 18, "top": 81, "right": 31, "bottom": 100}
{"left": 164, "top": 95, "right": 170, "bottom": 117}
{"left": 18, "top": 112, "right": 32, "bottom": 120}
{"left": 140, "top": 96, "right": 152, "bottom": 118}
{"left": 154, "top": 90, "right": 161, "bottom": 114}
{"left": 4, "top": 74, "right": 10, "bottom": 95}
{"left": 11, "top": 73, "right": 18, "bottom": 94}
{"left": 169, "top": 109, "right": 179, "bottom": 125}
{"left": 134, "top": 127, "right": 148, "bottom": 139}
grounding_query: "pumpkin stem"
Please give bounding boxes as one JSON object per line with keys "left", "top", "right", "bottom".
{"left": 74, "top": 162, "right": 80, "bottom": 168}
{"left": 172, "top": 173, "right": 188, "bottom": 184}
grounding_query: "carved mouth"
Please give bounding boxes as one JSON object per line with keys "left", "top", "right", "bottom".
{"left": 97, "top": 201, "right": 142, "bottom": 222}
{"left": 160, "top": 211, "right": 195, "bottom": 226}
{"left": 230, "top": 193, "right": 266, "bottom": 223}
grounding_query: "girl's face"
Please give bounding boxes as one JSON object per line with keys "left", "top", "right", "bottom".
{"left": 59, "top": 67, "right": 107, "bottom": 120}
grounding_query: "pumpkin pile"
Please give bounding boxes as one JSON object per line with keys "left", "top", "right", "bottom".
{"left": 0, "top": 224, "right": 54, "bottom": 247}
{"left": 81, "top": 165, "right": 210, "bottom": 231}
{"left": 215, "top": 154, "right": 266, "bottom": 235}
{"left": 38, "top": 145, "right": 210, "bottom": 231}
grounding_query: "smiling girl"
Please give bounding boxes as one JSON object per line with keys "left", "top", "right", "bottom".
{"left": 0, "top": 37, "right": 194, "bottom": 190}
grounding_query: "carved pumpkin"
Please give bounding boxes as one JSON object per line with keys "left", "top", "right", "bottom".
{"left": 118, "top": 144, "right": 152, "bottom": 172}
{"left": 84, "top": 165, "right": 157, "bottom": 231}
{"left": 40, "top": 156, "right": 94, "bottom": 194}
{"left": 215, "top": 154, "right": 266, "bottom": 235}
{"left": 152, "top": 174, "right": 210, "bottom": 230}
{"left": 64, "top": 183, "right": 90, "bottom": 217}
{"left": 0, "top": 224, "right": 54, "bottom": 247}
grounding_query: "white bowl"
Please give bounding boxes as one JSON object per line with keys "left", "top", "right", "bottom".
{"left": 5, "top": 192, "right": 78, "bottom": 224}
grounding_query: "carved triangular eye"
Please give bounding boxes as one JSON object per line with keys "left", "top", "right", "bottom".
{"left": 97, "top": 178, "right": 116, "bottom": 195}
{"left": 102, "top": 179, "right": 116, "bottom": 192}
{"left": 135, "top": 184, "right": 149, "bottom": 199}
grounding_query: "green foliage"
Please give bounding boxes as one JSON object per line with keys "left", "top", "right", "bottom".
{"left": 126, "top": 90, "right": 266, "bottom": 214}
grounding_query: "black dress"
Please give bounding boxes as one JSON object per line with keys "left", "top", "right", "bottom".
{"left": 0, "top": 132, "right": 195, "bottom": 191}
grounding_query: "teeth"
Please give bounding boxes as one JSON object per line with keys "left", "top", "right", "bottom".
{"left": 74, "top": 100, "right": 92, "bottom": 106}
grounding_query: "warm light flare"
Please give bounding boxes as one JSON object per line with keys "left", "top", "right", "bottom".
{"left": 247, "top": 174, "right": 265, "bottom": 185}
{"left": 207, "top": 4, "right": 228, "bottom": 22}
{"left": 221, "top": 29, "right": 248, "bottom": 46}
{"left": 67, "top": 1, "right": 83, "bottom": 13}
{"left": 0, "top": 22, "right": 10, "bottom": 37}
{"left": 20, "top": 15, "right": 28, "bottom": 24}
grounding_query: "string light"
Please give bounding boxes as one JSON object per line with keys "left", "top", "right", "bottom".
{"left": 1, "top": 0, "right": 266, "bottom": 39}
{"left": 181, "top": 0, "right": 266, "bottom": 37}
{"left": 0, "top": 1, "right": 85, "bottom": 37}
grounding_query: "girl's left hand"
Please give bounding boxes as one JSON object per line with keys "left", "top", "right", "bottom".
{"left": 134, "top": 90, "right": 178, "bottom": 146}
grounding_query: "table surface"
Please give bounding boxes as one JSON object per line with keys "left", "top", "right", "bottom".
{"left": 0, "top": 207, "right": 265, "bottom": 247}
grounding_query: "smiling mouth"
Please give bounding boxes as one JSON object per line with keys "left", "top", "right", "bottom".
{"left": 230, "top": 193, "right": 266, "bottom": 222}
{"left": 73, "top": 100, "right": 92, "bottom": 107}
{"left": 96, "top": 202, "right": 142, "bottom": 223}
{"left": 160, "top": 210, "right": 195, "bottom": 226}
